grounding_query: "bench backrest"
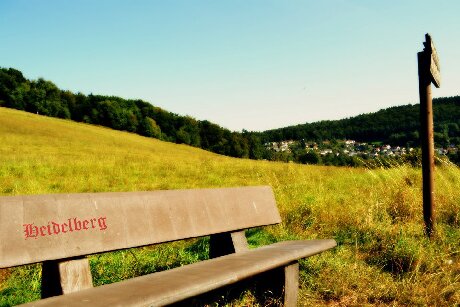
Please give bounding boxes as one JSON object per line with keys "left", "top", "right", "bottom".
{"left": 0, "top": 186, "right": 280, "bottom": 268}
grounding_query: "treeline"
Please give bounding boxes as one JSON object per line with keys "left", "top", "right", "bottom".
{"left": 0, "top": 67, "right": 268, "bottom": 159}
{"left": 259, "top": 97, "right": 460, "bottom": 147}
{"left": 1, "top": 67, "right": 460, "bottom": 167}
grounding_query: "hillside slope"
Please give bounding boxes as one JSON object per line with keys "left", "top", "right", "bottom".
{"left": 0, "top": 106, "right": 251, "bottom": 195}
{"left": 3, "top": 67, "right": 460, "bottom": 163}
{"left": 0, "top": 67, "right": 265, "bottom": 160}
{"left": 260, "top": 96, "right": 460, "bottom": 146}
{"left": 0, "top": 107, "right": 459, "bottom": 306}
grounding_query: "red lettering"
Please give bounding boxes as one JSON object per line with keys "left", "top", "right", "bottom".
{"left": 73, "top": 218, "right": 82, "bottom": 230}
{"left": 98, "top": 217, "right": 107, "bottom": 230}
{"left": 24, "top": 216, "right": 108, "bottom": 240}
{"left": 23, "top": 224, "right": 39, "bottom": 239}
{"left": 52, "top": 222, "right": 61, "bottom": 234}
{"left": 40, "top": 226, "right": 47, "bottom": 236}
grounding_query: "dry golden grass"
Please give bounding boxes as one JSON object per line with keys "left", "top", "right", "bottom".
{"left": 0, "top": 107, "right": 459, "bottom": 306}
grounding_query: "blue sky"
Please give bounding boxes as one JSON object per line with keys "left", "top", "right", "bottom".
{"left": 1, "top": 1, "right": 459, "bottom": 131}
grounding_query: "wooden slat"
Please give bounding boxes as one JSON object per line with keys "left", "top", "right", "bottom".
{"left": 0, "top": 186, "right": 280, "bottom": 268}
{"left": 19, "top": 239, "right": 337, "bottom": 307}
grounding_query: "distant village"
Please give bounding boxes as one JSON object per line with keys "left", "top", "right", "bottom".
{"left": 265, "top": 139, "right": 459, "bottom": 158}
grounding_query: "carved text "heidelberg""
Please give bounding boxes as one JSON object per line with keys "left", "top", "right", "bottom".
{"left": 23, "top": 216, "right": 108, "bottom": 239}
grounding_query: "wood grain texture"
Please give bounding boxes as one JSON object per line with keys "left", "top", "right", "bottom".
{"left": 0, "top": 186, "right": 280, "bottom": 268}
{"left": 418, "top": 40, "right": 437, "bottom": 238}
{"left": 426, "top": 33, "right": 441, "bottom": 88}
{"left": 230, "top": 231, "right": 249, "bottom": 253}
{"left": 59, "top": 258, "right": 93, "bottom": 295}
{"left": 21, "top": 239, "right": 337, "bottom": 307}
{"left": 41, "top": 258, "right": 93, "bottom": 298}
{"left": 284, "top": 262, "right": 300, "bottom": 307}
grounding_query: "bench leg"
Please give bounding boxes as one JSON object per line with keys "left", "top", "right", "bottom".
{"left": 284, "top": 261, "right": 299, "bottom": 307}
{"left": 257, "top": 261, "right": 299, "bottom": 306}
{"left": 41, "top": 257, "right": 93, "bottom": 298}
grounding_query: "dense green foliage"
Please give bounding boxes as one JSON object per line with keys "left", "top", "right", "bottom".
{"left": 1, "top": 67, "right": 459, "bottom": 167}
{"left": 260, "top": 97, "right": 460, "bottom": 147}
{"left": 0, "top": 67, "right": 266, "bottom": 159}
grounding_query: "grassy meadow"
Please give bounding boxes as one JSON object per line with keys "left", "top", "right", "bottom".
{"left": 0, "top": 106, "right": 459, "bottom": 306}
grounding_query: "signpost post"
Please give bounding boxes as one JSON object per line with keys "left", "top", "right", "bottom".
{"left": 417, "top": 33, "right": 440, "bottom": 238}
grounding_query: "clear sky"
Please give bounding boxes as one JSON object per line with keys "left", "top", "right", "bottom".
{"left": 1, "top": 0, "right": 459, "bottom": 131}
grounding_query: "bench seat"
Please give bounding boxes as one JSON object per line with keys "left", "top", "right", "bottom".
{"left": 21, "top": 240, "right": 336, "bottom": 306}
{"left": 2, "top": 186, "right": 336, "bottom": 306}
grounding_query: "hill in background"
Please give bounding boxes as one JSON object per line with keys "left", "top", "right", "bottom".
{"left": 1, "top": 67, "right": 460, "bottom": 166}
{"left": 0, "top": 67, "right": 265, "bottom": 160}
{"left": 260, "top": 96, "right": 460, "bottom": 147}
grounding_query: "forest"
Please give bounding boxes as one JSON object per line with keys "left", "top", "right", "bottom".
{"left": 1, "top": 67, "right": 459, "bottom": 166}
{"left": 260, "top": 97, "right": 460, "bottom": 147}
{"left": 0, "top": 67, "right": 266, "bottom": 160}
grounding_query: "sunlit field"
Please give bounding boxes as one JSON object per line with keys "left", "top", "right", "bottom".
{"left": 0, "top": 107, "right": 459, "bottom": 306}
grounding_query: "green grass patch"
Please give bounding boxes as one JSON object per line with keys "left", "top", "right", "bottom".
{"left": 1, "top": 107, "right": 459, "bottom": 306}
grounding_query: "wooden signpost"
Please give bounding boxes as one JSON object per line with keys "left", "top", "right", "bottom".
{"left": 417, "top": 33, "right": 440, "bottom": 238}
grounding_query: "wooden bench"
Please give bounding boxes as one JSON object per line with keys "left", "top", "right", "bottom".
{"left": 0, "top": 186, "right": 336, "bottom": 306}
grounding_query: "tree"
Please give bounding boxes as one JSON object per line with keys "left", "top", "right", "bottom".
{"left": 149, "top": 117, "right": 161, "bottom": 138}
{"left": 176, "top": 116, "right": 201, "bottom": 146}
{"left": 298, "top": 151, "right": 320, "bottom": 165}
